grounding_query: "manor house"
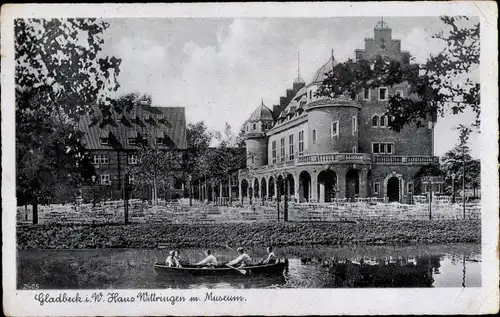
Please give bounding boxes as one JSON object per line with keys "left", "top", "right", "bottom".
{"left": 238, "top": 21, "right": 441, "bottom": 203}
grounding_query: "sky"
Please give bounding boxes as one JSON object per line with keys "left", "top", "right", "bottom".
{"left": 100, "top": 17, "right": 480, "bottom": 158}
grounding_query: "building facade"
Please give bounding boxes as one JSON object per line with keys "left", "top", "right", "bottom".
{"left": 238, "top": 21, "right": 440, "bottom": 204}
{"left": 79, "top": 104, "right": 187, "bottom": 200}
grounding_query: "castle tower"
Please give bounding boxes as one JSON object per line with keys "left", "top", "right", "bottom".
{"left": 244, "top": 99, "right": 274, "bottom": 168}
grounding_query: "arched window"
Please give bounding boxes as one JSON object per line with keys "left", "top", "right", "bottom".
{"left": 312, "top": 129, "right": 317, "bottom": 144}
{"left": 372, "top": 115, "right": 379, "bottom": 127}
{"left": 380, "top": 115, "right": 387, "bottom": 127}
{"left": 253, "top": 123, "right": 256, "bottom": 130}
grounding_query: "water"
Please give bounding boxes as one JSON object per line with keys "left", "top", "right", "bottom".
{"left": 17, "top": 244, "right": 481, "bottom": 289}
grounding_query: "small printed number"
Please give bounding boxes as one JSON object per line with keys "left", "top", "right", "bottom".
{"left": 23, "top": 284, "right": 39, "bottom": 290}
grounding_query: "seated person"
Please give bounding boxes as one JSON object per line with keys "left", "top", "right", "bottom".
{"left": 261, "top": 246, "right": 277, "bottom": 264}
{"left": 165, "top": 251, "right": 179, "bottom": 267}
{"left": 195, "top": 250, "right": 218, "bottom": 267}
{"left": 174, "top": 250, "right": 183, "bottom": 267}
{"left": 227, "top": 247, "right": 252, "bottom": 268}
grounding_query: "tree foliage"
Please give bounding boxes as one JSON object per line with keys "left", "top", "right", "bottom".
{"left": 16, "top": 18, "right": 121, "bottom": 213}
{"left": 440, "top": 125, "right": 480, "bottom": 196}
{"left": 317, "top": 16, "right": 479, "bottom": 131}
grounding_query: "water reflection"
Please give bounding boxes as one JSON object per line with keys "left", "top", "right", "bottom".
{"left": 17, "top": 244, "right": 481, "bottom": 289}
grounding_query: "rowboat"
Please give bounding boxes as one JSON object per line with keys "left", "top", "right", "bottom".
{"left": 154, "top": 260, "right": 288, "bottom": 277}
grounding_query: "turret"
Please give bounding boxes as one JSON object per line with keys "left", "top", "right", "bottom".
{"left": 244, "top": 100, "right": 274, "bottom": 168}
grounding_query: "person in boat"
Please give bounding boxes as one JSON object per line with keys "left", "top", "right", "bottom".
{"left": 227, "top": 247, "right": 252, "bottom": 268}
{"left": 195, "top": 250, "right": 218, "bottom": 267}
{"left": 174, "top": 250, "right": 183, "bottom": 267}
{"left": 260, "top": 246, "right": 277, "bottom": 264}
{"left": 165, "top": 251, "right": 179, "bottom": 267}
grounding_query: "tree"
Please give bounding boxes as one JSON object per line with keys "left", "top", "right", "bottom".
{"left": 441, "top": 125, "right": 480, "bottom": 201}
{"left": 15, "top": 18, "right": 121, "bottom": 223}
{"left": 317, "top": 16, "right": 479, "bottom": 131}
{"left": 184, "top": 122, "right": 216, "bottom": 205}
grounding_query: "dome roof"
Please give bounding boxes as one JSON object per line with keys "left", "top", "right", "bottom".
{"left": 311, "top": 55, "right": 338, "bottom": 83}
{"left": 248, "top": 99, "right": 274, "bottom": 122}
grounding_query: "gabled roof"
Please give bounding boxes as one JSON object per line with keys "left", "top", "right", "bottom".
{"left": 79, "top": 105, "right": 187, "bottom": 150}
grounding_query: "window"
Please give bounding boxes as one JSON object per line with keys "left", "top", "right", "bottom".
{"left": 280, "top": 137, "right": 286, "bottom": 162}
{"left": 378, "top": 87, "right": 388, "bottom": 101}
{"left": 312, "top": 129, "right": 317, "bottom": 144}
{"left": 407, "top": 182, "right": 414, "bottom": 195}
{"left": 352, "top": 116, "right": 357, "bottom": 133}
{"left": 372, "top": 115, "right": 379, "bottom": 127}
{"left": 386, "top": 143, "right": 393, "bottom": 154}
{"left": 380, "top": 143, "right": 386, "bottom": 154}
{"left": 128, "top": 137, "right": 137, "bottom": 145}
{"left": 352, "top": 146, "right": 357, "bottom": 153}
{"left": 395, "top": 89, "right": 403, "bottom": 98}
{"left": 298, "top": 130, "right": 304, "bottom": 156}
{"left": 101, "top": 138, "right": 109, "bottom": 145}
{"left": 92, "top": 154, "right": 109, "bottom": 165}
{"left": 288, "top": 134, "right": 294, "bottom": 160}
{"left": 372, "top": 142, "right": 394, "bottom": 154}
{"left": 246, "top": 125, "right": 249, "bottom": 131}
{"left": 380, "top": 115, "right": 387, "bottom": 127}
{"left": 128, "top": 174, "right": 135, "bottom": 185}
{"left": 156, "top": 137, "right": 164, "bottom": 145}
{"left": 272, "top": 140, "right": 277, "bottom": 164}
{"left": 331, "top": 121, "right": 339, "bottom": 137}
{"left": 363, "top": 88, "right": 371, "bottom": 101}
{"left": 251, "top": 156, "right": 254, "bottom": 164}
{"left": 309, "top": 90, "right": 312, "bottom": 99}
{"left": 374, "top": 182, "right": 380, "bottom": 195}
{"left": 128, "top": 154, "right": 138, "bottom": 165}
{"left": 100, "top": 174, "right": 111, "bottom": 185}
{"left": 253, "top": 123, "right": 256, "bottom": 130}
{"left": 156, "top": 113, "right": 164, "bottom": 120}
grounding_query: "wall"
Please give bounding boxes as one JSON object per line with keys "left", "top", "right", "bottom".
{"left": 358, "top": 86, "right": 433, "bottom": 156}
{"left": 307, "top": 106, "right": 359, "bottom": 154}
{"left": 267, "top": 120, "right": 309, "bottom": 163}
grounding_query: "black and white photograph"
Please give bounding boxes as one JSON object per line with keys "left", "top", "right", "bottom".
{"left": 2, "top": 2, "right": 498, "bottom": 316}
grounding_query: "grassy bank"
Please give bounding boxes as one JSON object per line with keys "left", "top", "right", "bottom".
{"left": 16, "top": 220, "right": 480, "bottom": 250}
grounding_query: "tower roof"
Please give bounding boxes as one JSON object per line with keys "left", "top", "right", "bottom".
{"left": 247, "top": 99, "right": 274, "bottom": 122}
{"left": 311, "top": 55, "right": 338, "bottom": 83}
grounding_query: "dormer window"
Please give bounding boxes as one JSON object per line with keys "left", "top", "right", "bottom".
{"left": 100, "top": 130, "right": 110, "bottom": 145}
{"left": 253, "top": 123, "right": 256, "bottom": 130}
{"left": 127, "top": 130, "right": 138, "bottom": 145}
{"left": 156, "top": 131, "right": 165, "bottom": 145}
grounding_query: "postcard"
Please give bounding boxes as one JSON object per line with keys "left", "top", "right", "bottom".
{"left": 1, "top": 2, "right": 498, "bottom": 316}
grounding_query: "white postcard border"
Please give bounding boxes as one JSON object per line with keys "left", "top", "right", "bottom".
{"left": 2, "top": 2, "right": 498, "bottom": 316}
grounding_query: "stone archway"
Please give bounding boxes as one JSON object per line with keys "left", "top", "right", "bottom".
{"left": 317, "top": 170, "right": 337, "bottom": 203}
{"left": 253, "top": 178, "right": 260, "bottom": 198}
{"left": 261, "top": 177, "right": 267, "bottom": 200}
{"left": 383, "top": 172, "right": 404, "bottom": 202}
{"left": 286, "top": 173, "right": 295, "bottom": 199}
{"left": 268, "top": 176, "right": 275, "bottom": 199}
{"left": 277, "top": 175, "right": 285, "bottom": 198}
{"left": 241, "top": 179, "right": 249, "bottom": 198}
{"left": 346, "top": 169, "right": 360, "bottom": 201}
{"left": 387, "top": 177, "right": 400, "bottom": 202}
{"left": 299, "top": 170, "right": 312, "bottom": 202}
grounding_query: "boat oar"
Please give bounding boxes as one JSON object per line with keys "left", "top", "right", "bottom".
{"left": 226, "top": 264, "right": 247, "bottom": 275}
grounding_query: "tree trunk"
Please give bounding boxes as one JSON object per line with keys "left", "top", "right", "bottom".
{"left": 228, "top": 175, "right": 232, "bottom": 206}
{"left": 189, "top": 184, "right": 193, "bottom": 207}
{"left": 32, "top": 198, "right": 39, "bottom": 225}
